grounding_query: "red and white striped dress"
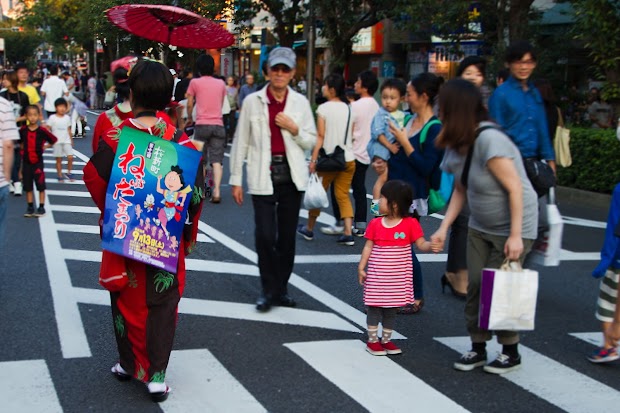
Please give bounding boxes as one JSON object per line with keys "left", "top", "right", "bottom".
{"left": 364, "top": 217, "right": 424, "bottom": 307}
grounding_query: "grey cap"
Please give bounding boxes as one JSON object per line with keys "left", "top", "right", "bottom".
{"left": 268, "top": 47, "right": 296, "bottom": 69}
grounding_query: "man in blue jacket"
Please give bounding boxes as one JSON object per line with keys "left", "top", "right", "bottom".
{"left": 489, "top": 41, "right": 556, "bottom": 172}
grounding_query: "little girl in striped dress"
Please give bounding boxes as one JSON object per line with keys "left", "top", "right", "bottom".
{"left": 358, "top": 180, "right": 433, "bottom": 355}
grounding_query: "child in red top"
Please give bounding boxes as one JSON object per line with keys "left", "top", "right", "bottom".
{"left": 358, "top": 180, "right": 433, "bottom": 356}
{"left": 19, "top": 105, "right": 57, "bottom": 217}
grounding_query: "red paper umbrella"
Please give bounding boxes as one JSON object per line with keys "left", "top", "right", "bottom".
{"left": 106, "top": 4, "right": 234, "bottom": 49}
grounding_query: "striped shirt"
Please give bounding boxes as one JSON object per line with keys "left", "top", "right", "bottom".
{"left": 0, "top": 97, "right": 20, "bottom": 188}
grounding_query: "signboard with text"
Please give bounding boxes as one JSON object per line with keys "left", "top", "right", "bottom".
{"left": 101, "top": 128, "right": 201, "bottom": 272}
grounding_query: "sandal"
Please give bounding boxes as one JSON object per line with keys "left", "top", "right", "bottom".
{"left": 148, "top": 382, "right": 171, "bottom": 402}
{"left": 397, "top": 299, "right": 424, "bottom": 315}
{"left": 111, "top": 363, "right": 131, "bottom": 381}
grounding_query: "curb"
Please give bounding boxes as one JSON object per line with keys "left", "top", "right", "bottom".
{"left": 556, "top": 186, "right": 611, "bottom": 209}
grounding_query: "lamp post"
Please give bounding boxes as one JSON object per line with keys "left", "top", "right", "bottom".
{"left": 306, "top": 0, "right": 315, "bottom": 104}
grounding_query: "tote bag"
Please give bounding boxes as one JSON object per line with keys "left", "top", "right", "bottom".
{"left": 554, "top": 108, "right": 572, "bottom": 167}
{"left": 479, "top": 260, "right": 539, "bottom": 331}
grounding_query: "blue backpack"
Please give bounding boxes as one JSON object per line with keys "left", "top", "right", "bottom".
{"left": 419, "top": 119, "right": 453, "bottom": 214}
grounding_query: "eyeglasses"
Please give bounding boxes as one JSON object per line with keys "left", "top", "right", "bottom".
{"left": 270, "top": 65, "right": 292, "bottom": 74}
{"left": 512, "top": 59, "right": 536, "bottom": 67}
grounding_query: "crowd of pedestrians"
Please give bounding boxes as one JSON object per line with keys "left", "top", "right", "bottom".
{"left": 1, "top": 40, "right": 619, "bottom": 404}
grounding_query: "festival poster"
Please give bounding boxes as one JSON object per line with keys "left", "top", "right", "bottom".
{"left": 101, "top": 127, "right": 202, "bottom": 273}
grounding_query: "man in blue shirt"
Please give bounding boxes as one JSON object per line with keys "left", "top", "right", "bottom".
{"left": 489, "top": 41, "right": 556, "bottom": 172}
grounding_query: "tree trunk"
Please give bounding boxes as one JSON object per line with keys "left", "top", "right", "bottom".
{"left": 328, "top": 38, "right": 353, "bottom": 75}
{"left": 508, "top": 0, "right": 534, "bottom": 42}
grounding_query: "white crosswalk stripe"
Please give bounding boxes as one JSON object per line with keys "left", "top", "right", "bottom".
{"left": 286, "top": 340, "right": 471, "bottom": 412}
{"left": 1, "top": 359, "right": 63, "bottom": 412}
{"left": 435, "top": 336, "right": 620, "bottom": 413}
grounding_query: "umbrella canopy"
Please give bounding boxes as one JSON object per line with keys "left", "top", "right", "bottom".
{"left": 110, "top": 55, "right": 139, "bottom": 72}
{"left": 106, "top": 4, "right": 235, "bottom": 49}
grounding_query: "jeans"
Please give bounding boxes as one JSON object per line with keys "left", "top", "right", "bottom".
{"left": 252, "top": 181, "right": 303, "bottom": 298}
{"left": 11, "top": 145, "right": 21, "bottom": 183}
{"left": 330, "top": 160, "right": 369, "bottom": 227}
{"left": 0, "top": 185, "right": 8, "bottom": 245}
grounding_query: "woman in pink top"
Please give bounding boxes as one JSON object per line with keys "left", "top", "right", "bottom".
{"left": 186, "top": 54, "right": 227, "bottom": 203}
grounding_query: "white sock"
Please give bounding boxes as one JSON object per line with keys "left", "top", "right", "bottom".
{"left": 148, "top": 382, "right": 169, "bottom": 393}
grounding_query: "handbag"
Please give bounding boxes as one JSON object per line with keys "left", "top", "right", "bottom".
{"left": 529, "top": 188, "right": 564, "bottom": 266}
{"left": 303, "top": 173, "right": 329, "bottom": 210}
{"left": 479, "top": 260, "right": 539, "bottom": 331}
{"left": 553, "top": 108, "right": 572, "bottom": 167}
{"left": 316, "top": 105, "right": 351, "bottom": 172}
{"left": 523, "top": 158, "right": 556, "bottom": 197}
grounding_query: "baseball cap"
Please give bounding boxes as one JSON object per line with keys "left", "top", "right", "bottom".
{"left": 268, "top": 47, "right": 296, "bottom": 69}
{"left": 169, "top": 68, "right": 177, "bottom": 76}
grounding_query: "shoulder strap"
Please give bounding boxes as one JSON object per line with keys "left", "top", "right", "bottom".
{"left": 343, "top": 104, "right": 351, "bottom": 145}
{"left": 556, "top": 106, "right": 565, "bottom": 128}
{"left": 418, "top": 119, "right": 442, "bottom": 151}
{"left": 460, "top": 125, "right": 500, "bottom": 188}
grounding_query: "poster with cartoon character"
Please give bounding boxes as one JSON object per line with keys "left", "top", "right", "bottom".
{"left": 101, "top": 127, "right": 201, "bottom": 272}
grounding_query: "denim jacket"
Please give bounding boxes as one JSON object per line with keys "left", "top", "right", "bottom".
{"left": 489, "top": 76, "right": 555, "bottom": 161}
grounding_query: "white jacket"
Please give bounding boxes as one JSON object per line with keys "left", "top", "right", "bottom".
{"left": 229, "top": 85, "right": 317, "bottom": 195}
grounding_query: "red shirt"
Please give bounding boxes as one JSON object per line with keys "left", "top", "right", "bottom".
{"left": 266, "top": 87, "right": 287, "bottom": 156}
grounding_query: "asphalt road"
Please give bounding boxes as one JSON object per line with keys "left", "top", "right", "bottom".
{"left": 0, "top": 111, "right": 618, "bottom": 413}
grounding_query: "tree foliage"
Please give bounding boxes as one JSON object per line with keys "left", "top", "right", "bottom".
{"left": 315, "top": 0, "right": 406, "bottom": 74}
{"left": 570, "top": 0, "right": 620, "bottom": 101}
{"left": 1, "top": 30, "right": 43, "bottom": 65}
{"left": 233, "top": 0, "right": 308, "bottom": 47}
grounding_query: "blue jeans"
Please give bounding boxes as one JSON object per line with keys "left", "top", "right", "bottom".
{"left": 0, "top": 185, "right": 8, "bottom": 244}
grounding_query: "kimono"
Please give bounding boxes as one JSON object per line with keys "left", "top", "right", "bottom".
{"left": 84, "top": 117, "right": 204, "bottom": 385}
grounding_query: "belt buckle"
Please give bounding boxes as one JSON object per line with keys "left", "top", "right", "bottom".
{"left": 272, "top": 154, "right": 285, "bottom": 163}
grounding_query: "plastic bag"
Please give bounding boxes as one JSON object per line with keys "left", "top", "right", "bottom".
{"left": 304, "top": 173, "right": 329, "bottom": 210}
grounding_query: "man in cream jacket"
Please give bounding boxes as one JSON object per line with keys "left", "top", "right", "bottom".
{"left": 230, "top": 47, "right": 317, "bottom": 312}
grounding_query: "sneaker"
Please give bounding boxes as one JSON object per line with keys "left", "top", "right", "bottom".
{"left": 370, "top": 200, "right": 381, "bottom": 216}
{"left": 13, "top": 181, "right": 22, "bottom": 196}
{"left": 57, "top": 175, "right": 64, "bottom": 183}
{"left": 381, "top": 341, "right": 402, "bottom": 355}
{"left": 8, "top": 182, "right": 14, "bottom": 193}
{"left": 64, "top": 173, "right": 76, "bottom": 182}
{"left": 320, "top": 225, "right": 344, "bottom": 235}
{"left": 483, "top": 353, "right": 521, "bottom": 374}
{"left": 34, "top": 206, "right": 46, "bottom": 217}
{"left": 453, "top": 351, "right": 488, "bottom": 371}
{"left": 587, "top": 347, "right": 620, "bottom": 364}
{"left": 366, "top": 341, "right": 387, "bottom": 356}
{"left": 24, "top": 205, "right": 35, "bottom": 217}
{"left": 296, "top": 224, "right": 314, "bottom": 241}
{"left": 352, "top": 226, "right": 366, "bottom": 237}
{"left": 337, "top": 234, "right": 355, "bottom": 246}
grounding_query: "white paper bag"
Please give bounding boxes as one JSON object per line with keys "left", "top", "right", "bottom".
{"left": 479, "top": 261, "right": 539, "bottom": 331}
{"left": 303, "top": 173, "right": 329, "bottom": 210}
{"left": 531, "top": 188, "right": 564, "bottom": 266}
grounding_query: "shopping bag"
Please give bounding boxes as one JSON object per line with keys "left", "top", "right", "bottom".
{"left": 530, "top": 188, "right": 564, "bottom": 266}
{"left": 553, "top": 108, "right": 572, "bottom": 167}
{"left": 479, "top": 260, "right": 539, "bottom": 331}
{"left": 303, "top": 173, "right": 329, "bottom": 210}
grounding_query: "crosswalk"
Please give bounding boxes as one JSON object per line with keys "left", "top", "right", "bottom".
{"left": 5, "top": 148, "right": 618, "bottom": 412}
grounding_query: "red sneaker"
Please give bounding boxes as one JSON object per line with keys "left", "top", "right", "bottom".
{"left": 381, "top": 341, "right": 402, "bottom": 355}
{"left": 366, "top": 341, "right": 387, "bottom": 356}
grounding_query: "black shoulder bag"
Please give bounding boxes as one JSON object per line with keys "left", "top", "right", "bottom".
{"left": 316, "top": 105, "right": 351, "bottom": 172}
{"left": 461, "top": 125, "right": 499, "bottom": 188}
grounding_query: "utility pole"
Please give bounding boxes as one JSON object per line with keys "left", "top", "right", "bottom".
{"left": 306, "top": 0, "right": 315, "bottom": 105}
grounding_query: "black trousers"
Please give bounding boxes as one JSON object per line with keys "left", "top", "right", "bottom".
{"left": 252, "top": 181, "right": 302, "bottom": 298}
{"left": 330, "top": 160, "right": 369, "bottom": 225}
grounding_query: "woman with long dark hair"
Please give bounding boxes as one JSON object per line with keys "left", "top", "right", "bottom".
{"left": 297, "top": 73, "right": 356, "bottom": 245}
{"left": 375, "top": 73, "right": 443, "bottom": 314}
{"left": 431, "top": 78, "right": 538, "bottom": 374}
